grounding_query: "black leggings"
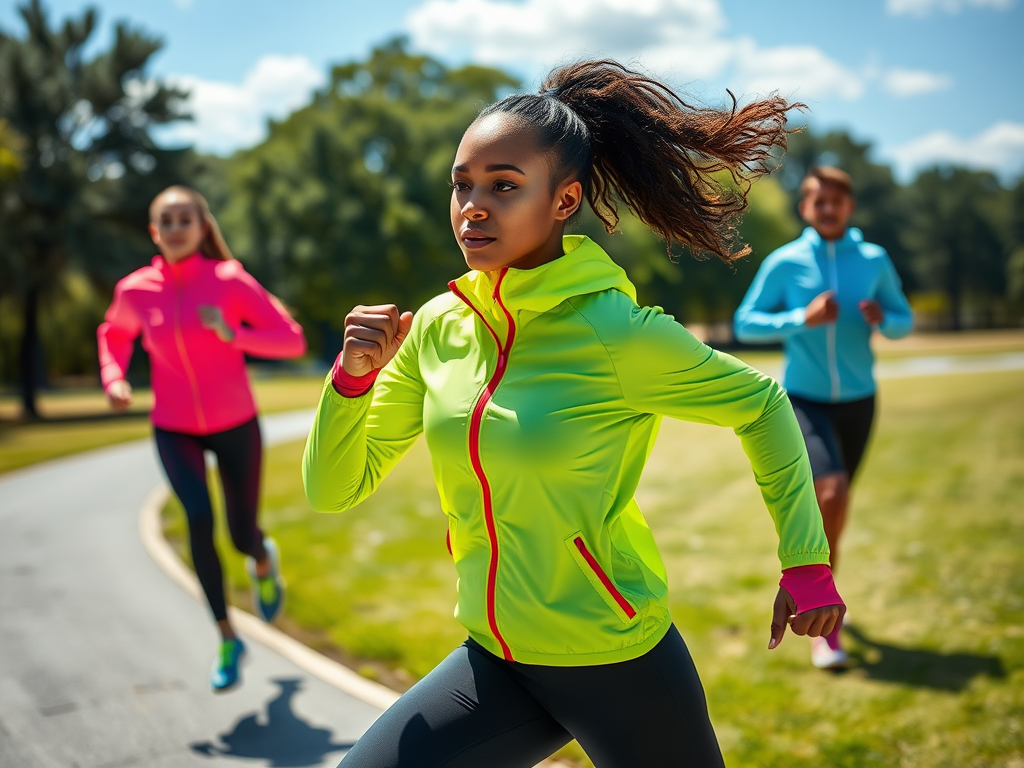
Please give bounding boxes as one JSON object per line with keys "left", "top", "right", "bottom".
{"left": 340, "top": 624, "right": 724, "bottom": 768}
{"left": 154, "top": 417, "right": 266, "bottom": 622}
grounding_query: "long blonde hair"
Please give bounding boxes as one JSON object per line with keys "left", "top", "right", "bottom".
{"left": 150, "top": 185, "right": 233, "bottom": 261}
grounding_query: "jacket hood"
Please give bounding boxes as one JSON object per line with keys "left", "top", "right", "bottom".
{"left": 449, "top": 235, "right": 637, "bottom": 320}
{"left": 801, "top": 226, "right": 864, "bottom": 248}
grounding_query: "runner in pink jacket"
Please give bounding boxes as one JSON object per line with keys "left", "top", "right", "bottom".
{"left": 98, "top": 185, "right": 306, "bottom": 692}
{"left": 98, "top": 245, "right": 305, "bottom": 433}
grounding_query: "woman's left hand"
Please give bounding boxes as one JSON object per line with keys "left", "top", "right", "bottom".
{"left": 198, "top": 305, "right": 235, "bottom": 343}
{"left": 768, "top": 587, "right": 845, "bottom": 650}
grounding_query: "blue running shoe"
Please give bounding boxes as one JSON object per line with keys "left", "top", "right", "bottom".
{"left": 210, "top": 638, "right": 245, "bottom": 692}
{"left": 246, "top": 537, "right": 284, "bottom": 622}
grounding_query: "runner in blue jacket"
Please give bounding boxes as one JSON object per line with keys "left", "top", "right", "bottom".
{"left": 734, "top": 166, "right": 912, "bottom": 669}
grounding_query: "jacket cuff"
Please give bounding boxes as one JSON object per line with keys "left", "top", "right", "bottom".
{"left": 331, "top": 352, "right": 379, "bottom": 397}
{"left": 100, "top": 366, "right": 125, "bottom": 391}
{"left": 780, "top": 564, "right": 844, "bottom": 614}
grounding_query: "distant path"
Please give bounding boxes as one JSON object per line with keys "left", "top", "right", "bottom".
{"left": 0, "top": 410, "right": 381, "bottom": 768}
{"left": 750, "top": 351, "right": 1024, "bottom": 381}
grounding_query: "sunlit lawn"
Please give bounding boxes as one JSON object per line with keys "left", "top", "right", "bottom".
{"left": 0, "top": 370, "right": 324, "bottom": 474}
{"left": 163, "top": 363, "right": 1024, "bottom": 767}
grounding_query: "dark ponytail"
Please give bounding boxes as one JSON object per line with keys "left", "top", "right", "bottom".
{"left": 477, "top": 60, "right": 803, "bottom": 264}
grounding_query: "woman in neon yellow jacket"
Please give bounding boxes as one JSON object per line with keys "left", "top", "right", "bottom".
{"left": 304, "top": 61, "right": 845, "bottom": 768}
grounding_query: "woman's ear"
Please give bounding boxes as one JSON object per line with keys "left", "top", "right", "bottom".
{"left": 554, "top": 180, "right": 584, "bottom": 221}
{"left": 148, "top": 221, "right": 160, "bottom": 246}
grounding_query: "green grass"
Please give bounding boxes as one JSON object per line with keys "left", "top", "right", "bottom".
{"left": 0, "top": 372, "right": 325, "bottom": 475}
{"left": 163, "top": 367, "right": 1024, "bottom": 767}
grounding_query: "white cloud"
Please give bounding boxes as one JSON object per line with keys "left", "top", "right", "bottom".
{"left": 405, "top": 0, "right": 866, "bottom": 100}
{"left": 882, "top": 67, "right": 953, "bottom": 96}
{"left": 886, "top": 0, "right": 1014, "bottom": 15}
{"left": 407, "top": 0, "right": 731, "bottom": 82}
{"left": 733, "top": 40, "right": 865, "bottom": 101}
{"left": 888, "top": 121, "right": 1024, "bottom": 181}
{"left": 158, "top": 54, "right": 326, "bottom": 154}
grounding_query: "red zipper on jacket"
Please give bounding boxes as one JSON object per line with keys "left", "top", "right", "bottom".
{"left": 448, "top": 269, "right": 516, "bottom": 661}
{"left": 573, "top": 536, "right": 636, "bottom": 620}
{"left": 171, "top": 267, "right": 208, "bottom": 433}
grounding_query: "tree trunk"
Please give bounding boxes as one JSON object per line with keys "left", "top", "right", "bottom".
{"left": 19, "top": 284, "right": 40, "bottom": 419}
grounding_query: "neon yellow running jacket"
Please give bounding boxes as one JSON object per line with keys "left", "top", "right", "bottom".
{"left": 303, "top": 235, "right": 831, "bottom": 666}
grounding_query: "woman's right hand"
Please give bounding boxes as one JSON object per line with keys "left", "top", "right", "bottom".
{"left": 106, "top": 379, "right": 133, "bottom": 410}
{"left": 342, "top": 305, "right": 415, "bottom": 377}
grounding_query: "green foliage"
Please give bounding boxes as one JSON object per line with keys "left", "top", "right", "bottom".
{"left": 217, "top": 40, "right": 809, "bottom": 355}
{"left": 219, "top": 40, "right": 518, "bottom": 356}
{"left": 573, "top": 175, "right": 801, "bottom": 326}
{"left": 903, "top": 168, "right": 1010, "bottom": 328}
{"left": 4, "top": 17, "right": 1024, "bottom": 391}
{"left": 0, "top": 117, "right": 26, "bottom": 184}
{"left": 0, "top": 0, "right": 192, "bottom": 410}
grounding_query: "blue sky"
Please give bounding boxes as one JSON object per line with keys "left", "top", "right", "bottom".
{"left": 3, "top": 0, "right": 1022, "bottom": 182}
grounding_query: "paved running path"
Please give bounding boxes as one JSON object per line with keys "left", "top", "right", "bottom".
{"left": 0, "top": 410, "right": 381, "bottom": 768}
{"left": 1, "top": 352, "right": 1021, "bottom": 768}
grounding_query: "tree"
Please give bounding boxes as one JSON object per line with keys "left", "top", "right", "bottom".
{"left": 577, "top": 174, "right": 800, "bottom": 330}
{"left": 220, "top": 40, "right": 518, "bottom": 358}
{"left": 902, "top": 168, "right": 1008, "bottom": 329}
{"left": 1005, "top": 178, "right": 1024, "bottom": 312}
{"left": 0, "top": 0, "right": 189, "bottom": 417}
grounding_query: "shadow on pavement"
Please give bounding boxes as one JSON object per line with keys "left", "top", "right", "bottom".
{"left": 191, "top": 678, "right": 354, "bottom": 767}
{"left": 844, "top": 623, "right": 1006, "bottom": 691}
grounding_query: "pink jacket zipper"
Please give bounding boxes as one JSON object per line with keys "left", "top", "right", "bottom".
{"left": 171, "top": 268, "right": 208, "bottom": 434}
{"left": 97, "top": 254, "right": 306, "bottom": 435}
{"left": 449, "top": 269, "right": 516, "bottom": 661}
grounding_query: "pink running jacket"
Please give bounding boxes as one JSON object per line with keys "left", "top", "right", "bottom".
{"left": 97, "top": 253, "right": 307, "bottom": 435}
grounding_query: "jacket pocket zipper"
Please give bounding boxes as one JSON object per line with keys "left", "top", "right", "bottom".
{"left": 570, "top": 535, "right": 637, "bottom": 621}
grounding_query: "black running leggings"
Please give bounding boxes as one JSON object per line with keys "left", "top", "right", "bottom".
{"left": 154, "top": 416, "right": 266, "bottom": 622}
{"left": 340, "top": 624, "right": 724, "bottom": 768}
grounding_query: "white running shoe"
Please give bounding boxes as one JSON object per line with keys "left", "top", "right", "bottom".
{"left": 811, "top": 636, "right": 849, "bottom": 670}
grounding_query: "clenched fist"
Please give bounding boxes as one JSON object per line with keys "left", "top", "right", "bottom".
{"left": 342, "top": 304, "right": 415, "bottom": 377}
{"left": 804, "top": 291, "right": 838, "bottom": 328}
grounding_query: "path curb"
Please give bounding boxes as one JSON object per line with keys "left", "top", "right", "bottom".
{"left": 138, "top": 483, "right": 401, "bottom": 712}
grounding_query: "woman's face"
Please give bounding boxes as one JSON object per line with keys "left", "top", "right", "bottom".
{"left": 149, "top": 191, "right": 205, "bottom": 263}
{"left": 450, "top": 114, "right": 582, "bottom": 272}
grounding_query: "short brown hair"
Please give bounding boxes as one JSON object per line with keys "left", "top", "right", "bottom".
{"left": 800, "top": 165, "right": 854, "bottom": 198}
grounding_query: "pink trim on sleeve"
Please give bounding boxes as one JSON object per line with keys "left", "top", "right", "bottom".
{"left": 331, "top": 353, "right": 379, "bottom": 397}
{"left": 780, "top": 564, "right": 844, "bottom": 614}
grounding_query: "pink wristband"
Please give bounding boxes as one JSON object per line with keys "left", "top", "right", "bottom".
{"left": 331, "top": 353, "right": 379, "bottom": 397}
{"left": 779, "top": 564, "right": 844, "bottom": 614}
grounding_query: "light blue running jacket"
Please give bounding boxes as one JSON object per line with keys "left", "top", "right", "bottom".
{"left": 734, "top": 227, "right": 913, "bottom": 403}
